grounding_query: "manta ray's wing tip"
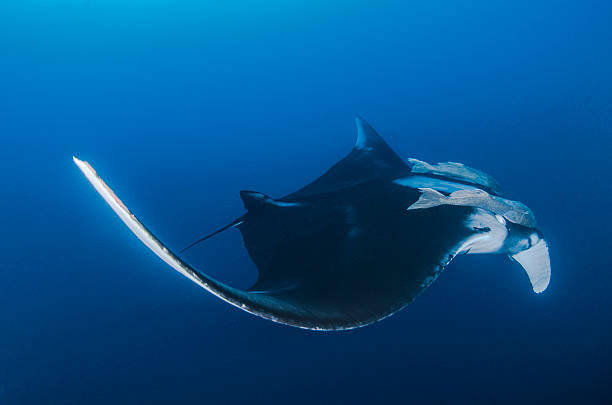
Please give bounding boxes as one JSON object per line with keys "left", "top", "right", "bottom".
{"left": 73, "top": 155, "right": 88, "bottom": 167}
{"left": 73, "top": 156, "right": 97, "bottom": 180}
{"left": 73, "top": 155, "right": 88, "bottom": 171}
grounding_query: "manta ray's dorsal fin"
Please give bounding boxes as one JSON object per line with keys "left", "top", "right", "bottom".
{"left": 240, "top": 191, "right": 269, "bottom": 210}
{"left": 283, "top": 117, "right": 408, "bottom": 199}
{"left": 240, "top": 191, "right": 303, "bottom": 210}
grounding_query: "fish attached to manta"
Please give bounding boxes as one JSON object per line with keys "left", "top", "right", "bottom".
{"left": 74, "top": 118, "right": 551, "bottom": 331}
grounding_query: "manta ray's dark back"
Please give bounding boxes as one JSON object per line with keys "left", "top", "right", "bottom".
{"left": 225, "top": 118, "right": 477, "bottom": 329}
{"left": 237, "top": 182, "right": 474, "bottom": 329}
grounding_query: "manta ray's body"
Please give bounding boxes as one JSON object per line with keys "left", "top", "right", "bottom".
{"left": 74, "top": 118, "right": 550, "bottom": 330}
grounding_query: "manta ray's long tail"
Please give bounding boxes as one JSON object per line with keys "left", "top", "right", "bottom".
{"left": 180, "top": 218, "right": 244, "bottom": 253}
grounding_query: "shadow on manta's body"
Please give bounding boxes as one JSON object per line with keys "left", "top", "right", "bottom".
{"left": 74, "top": 118, "right": 551, "bottom": 330}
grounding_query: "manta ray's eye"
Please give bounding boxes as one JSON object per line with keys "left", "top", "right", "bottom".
{"left": 495, "top": 214, "right": 506, "bottom": 225}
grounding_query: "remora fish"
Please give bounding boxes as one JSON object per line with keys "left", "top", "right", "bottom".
{"left": 74, "top": 118, "right": 550, "bottom": 330}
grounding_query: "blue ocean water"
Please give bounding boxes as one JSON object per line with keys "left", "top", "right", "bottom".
{"left": 1, "top": 0, "right": 611, "bottom": 403}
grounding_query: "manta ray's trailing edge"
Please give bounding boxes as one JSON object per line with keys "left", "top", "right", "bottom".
{"left": 73, "top": 118, "right": 550, "bottom": 330}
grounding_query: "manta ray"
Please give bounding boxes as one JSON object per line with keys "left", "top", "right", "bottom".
{"left": 74, "top": 118, "right": 550, "bottom": 330}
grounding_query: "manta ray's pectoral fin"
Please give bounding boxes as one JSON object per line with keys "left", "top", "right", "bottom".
{"left": 511, "top": 239, "right": 551, "bottom": 293}
{"left": 72, "top": 156, "right": 245, "bottom": 300}
{"left": 72, "top": 156, "right": 321, "bottom": 329}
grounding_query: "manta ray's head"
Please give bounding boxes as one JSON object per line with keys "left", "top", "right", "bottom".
{"left": 411, "top": 185, "right": 551, "bottom": 294}
{"left": 465, "top": 205, "right": 551, "bottom": 294}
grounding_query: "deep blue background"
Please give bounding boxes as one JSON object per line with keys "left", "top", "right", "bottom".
{"left": 1, "top": 1, "right": 611, "bottom": 403}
